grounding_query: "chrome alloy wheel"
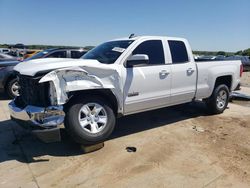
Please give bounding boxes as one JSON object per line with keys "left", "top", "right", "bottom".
{"left": 78, "top": 103, "right": 108, "bottom": 134}
{"left": 216, "top": 90, "right": 227, "bottom": 109}
{"left": 11, "top": 81, "right": 20, "bottom": 97}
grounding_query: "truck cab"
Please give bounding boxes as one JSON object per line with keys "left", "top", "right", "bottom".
{"left": 118, "top": 36, "right": 197, "bottom": 114}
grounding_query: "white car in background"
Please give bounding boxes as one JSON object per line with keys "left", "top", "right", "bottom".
{"left": 0, "top": 48, "right": 10, "bottom": 54}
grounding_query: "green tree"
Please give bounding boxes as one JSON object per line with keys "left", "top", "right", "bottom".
{"left": 242, "top": 48, "right": 250, "bottom": 56}
{"left": 235, "top": 50, "right": 243, "bottom": 55}
{"left": 216, "top": 51, "right": 226, "bottom": 56}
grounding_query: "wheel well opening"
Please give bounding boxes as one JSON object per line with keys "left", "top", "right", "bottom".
{"left": 4, "top": 75, "right": 16, "bottom": 89}
{"left": 65, "top": 89, "right": 119, "bottom": 115}
{"left": 215, "top": 75, "right": 232, "bottom": 91}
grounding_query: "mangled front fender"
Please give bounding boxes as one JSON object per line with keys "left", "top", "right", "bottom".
{"left": 39, "top": 66, "right": 123, "bottom": 113}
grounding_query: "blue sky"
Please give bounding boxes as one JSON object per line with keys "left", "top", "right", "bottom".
{"left": 0, "top": 0, "right": 249, "bottom": 51}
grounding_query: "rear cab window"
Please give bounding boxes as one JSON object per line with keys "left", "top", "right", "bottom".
{"left": 168, "top": 40, "right": 189, "bottom": 63}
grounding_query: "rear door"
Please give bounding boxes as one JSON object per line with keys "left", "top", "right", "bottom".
{"left": 168, "top": 40, "right": 197, "bottom": 104}
{"left": 123, "top": 40, "right": 171, "bottom": 114}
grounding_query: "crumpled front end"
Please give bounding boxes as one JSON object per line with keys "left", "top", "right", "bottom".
{"left": 9, "top": 64, "right": 122, "bottom": 131}
{"left": 8, "top": 73, "right": 65, "bottom": 130}
{"left": 38, "top": 65, "right": 123, "bottom": 113}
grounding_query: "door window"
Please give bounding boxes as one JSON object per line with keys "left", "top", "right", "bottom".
{"left": 132, "top": 40, "right": 165, "bottom": 65}
{"left": 168, "top": 40, "right": 189, "bottom": 63}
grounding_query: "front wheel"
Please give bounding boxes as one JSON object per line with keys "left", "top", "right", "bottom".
{"left": 6, "top": 78, "right": 19, "bottom": 98}
{"left": 205, "top": 84, "right": 229, "bottom": 114}
{"left": 64, "top": 96, "right": 116, "bottom": 145}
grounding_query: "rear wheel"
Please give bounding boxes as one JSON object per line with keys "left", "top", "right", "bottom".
{"left": 64, "top": 96, "right": 116, "bottom": 145}
{"left": 6, "top": 78, "right": 19, "bottom": 98}
{"left": 205, "top": 84, "right": 229, "bottom": 114}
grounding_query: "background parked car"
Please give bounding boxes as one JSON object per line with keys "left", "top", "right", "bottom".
{"left": 225, "top": 56, "right": 250, "bottom": 71}
{"left": 12, "top": 43, "right": 26, "bottom": 49}
{"left": 7, "top": 49, "right": 25, "bottom": 61}
{"left": 0, "top": 48, "right": 88, "bottom": 98}
{"left": 0, "top": 52, "right": 20, "bottom": 62}
{"left": 0, "top": 60, "right": 20, "bottom": 98}
{"left": 26, "top": 48, "right": 88, "bottom": 60}
{"left": 23, "top": 50, "right": 41, "bottom": 59}
{"left": 0, "top": 48, "right": 11, "bottom": 54}
{"left": 195, "top": 55, "right": 250, "bottom": 71}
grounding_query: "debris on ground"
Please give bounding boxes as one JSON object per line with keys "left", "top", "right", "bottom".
{"left": 230, "top": 91, "right": 250, "bottom": 101}
{"left": 80, "top": 142, "right": 104, "bottom": 153}
{"left": 192, "top": 125, "right": 205, "bottom": 132}
{"left": 126, "top": 147, "right": 137, "bottom": 152}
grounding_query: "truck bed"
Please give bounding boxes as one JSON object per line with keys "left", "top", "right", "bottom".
{"left": 195, "top": 60, "right": 242, "bottom": 99}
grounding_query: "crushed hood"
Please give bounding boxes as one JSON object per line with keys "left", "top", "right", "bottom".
{"left": 13, "top": 58, "right": 114, "bottom": 76}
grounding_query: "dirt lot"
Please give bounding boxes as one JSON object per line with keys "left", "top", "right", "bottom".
{"left": 0, "top": 73, "right": 250, "bottom": 188}
{"left": 241, "top": 71, "right": 250, "bottom": 87}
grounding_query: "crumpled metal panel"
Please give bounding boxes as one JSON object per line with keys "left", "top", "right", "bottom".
{"left": 39, "top": 66, "right": 123, "bottom": 113}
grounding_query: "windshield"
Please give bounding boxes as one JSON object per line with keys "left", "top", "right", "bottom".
{"left": 82, "top": 40, "right": 134, "bottom": 64}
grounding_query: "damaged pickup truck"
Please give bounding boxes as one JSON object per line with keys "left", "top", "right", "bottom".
{"left": 9, "top": 36, "right": 243, "bottom": 145}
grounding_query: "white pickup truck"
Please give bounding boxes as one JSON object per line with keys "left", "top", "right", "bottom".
{"left": 9, "top": 36, "right": 243, "bottom": 145}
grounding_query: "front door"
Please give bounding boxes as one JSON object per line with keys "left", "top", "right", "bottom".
{"left": 123, "top": 40, "right": 171, "bottom": 114}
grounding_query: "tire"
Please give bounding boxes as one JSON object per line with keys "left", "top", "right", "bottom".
{"left": 6, "top": 78, "right": 19, "bottom": 98}
{"left": 205, "top": 84, "right": 229, "bottom": 114}
{"left": 64, "top": 95, "right": 116, "bottom": 145}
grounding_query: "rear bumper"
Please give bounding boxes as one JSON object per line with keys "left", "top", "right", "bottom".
{"left": 8, "top": 100, "right": 65, "bottom": 129}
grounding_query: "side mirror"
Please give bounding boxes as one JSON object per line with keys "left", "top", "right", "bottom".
{"left": 126, "top": 54, "right": 149, "bottom": 67}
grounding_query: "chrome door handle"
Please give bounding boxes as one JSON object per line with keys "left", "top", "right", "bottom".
{"left": 187, "top": 68, "right": 195, "bottom": 74}
{"left": 159, "top": 70, "right": 170, "bottom": 75}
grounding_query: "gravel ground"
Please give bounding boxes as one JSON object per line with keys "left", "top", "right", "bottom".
{"left": 241, "top": 71, "right": 250, "bottom": 87}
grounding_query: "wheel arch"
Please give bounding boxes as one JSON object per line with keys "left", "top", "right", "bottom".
{"left": 213, "top": 75, "right": 232, "bottom": 91}
{"left": 64, "top": 89, "right": 120, "bottom": 117}
{"left": 4, "top": 73, "right": 17, "bottom": 89}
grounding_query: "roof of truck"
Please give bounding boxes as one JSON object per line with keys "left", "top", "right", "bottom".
{"left": 111, "top": 35, "right": 186, "bottom": 42}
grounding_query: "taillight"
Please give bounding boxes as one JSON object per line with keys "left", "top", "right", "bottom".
{"left": 240, "top": 64, "right": 243, "bottom": 77}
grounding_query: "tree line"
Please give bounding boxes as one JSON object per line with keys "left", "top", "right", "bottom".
{"left": 0, "top": 44, "right": 95, "bottom": 51}
{"left": 193, "top": 48, "right": 250, "bottom": 56}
